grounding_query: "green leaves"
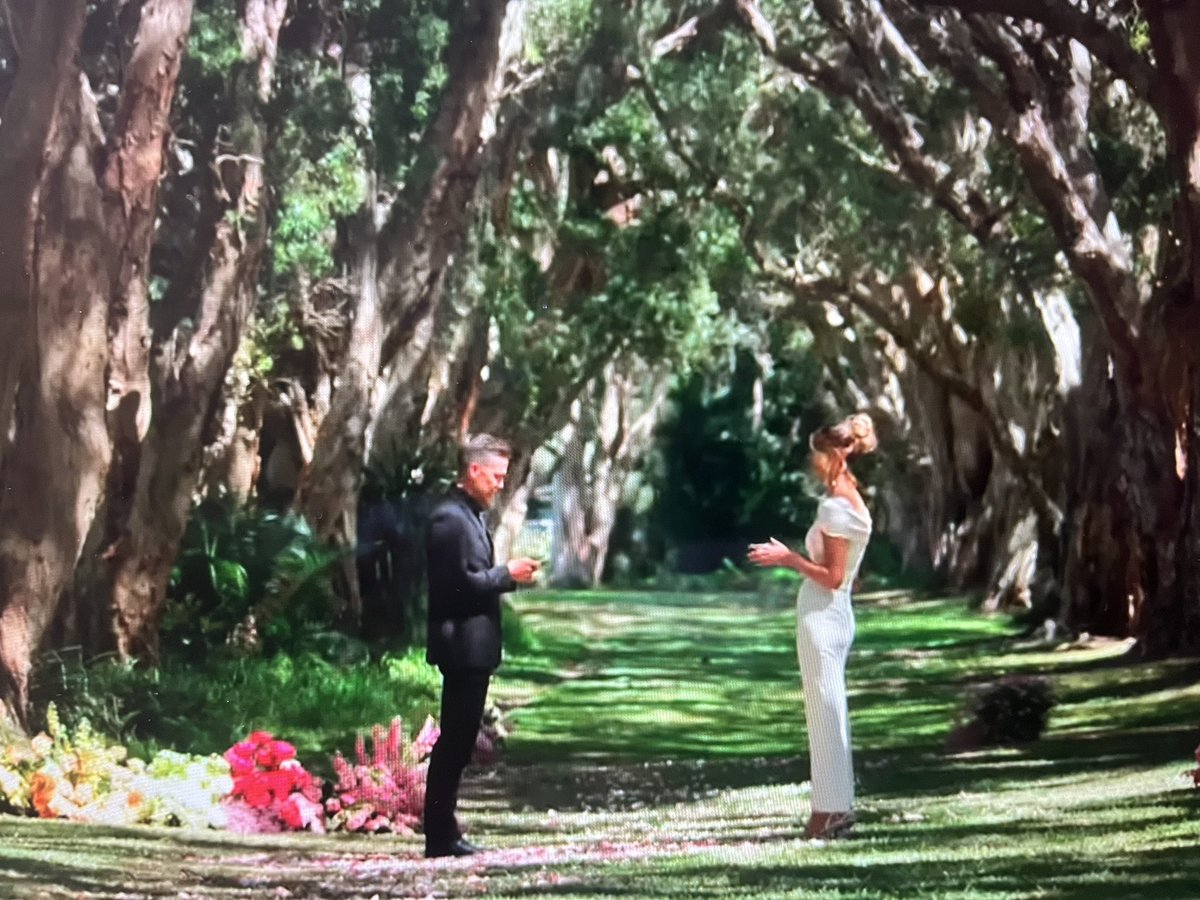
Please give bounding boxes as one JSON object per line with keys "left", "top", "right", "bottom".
{"left": 527, "top": 0, "right": 597, "bottom": 66}
{"left": 272, "top": 135, "right": 365, "bottom": 277}
{"left": 187, "top": 5, "right": 241, "bottom": 78}
{"left": 165, "top": 501, "right": 343, "bottom": 660}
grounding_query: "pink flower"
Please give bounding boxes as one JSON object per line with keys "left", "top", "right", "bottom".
{"left": 224, "top": 744, "right": 258, "bottom": 775}
{"left": 413, "top": 716, "right": 440, "bottom": 760}
{"left": 279, "top": 793, "right": 325, "bottom": 833}
{"left": 371, "top": 725, "right": 387, "bottom": 768}
{"left": 386, "top": 719, "right": 403, "bottom": 762}
{"left": 364, "top": 814, "right": 391, "bottom": 832}
{"left": 262, "top": 769, "right": 297, "bottom": 801}
{"left": 238, "top": 775, "right": 273, "bottom": 808}
{"left": 255, "top": 739, "right": 296, "bottom": 769}
{"left": 345, "top": 806, "right": 373, "bottom": 831}
{"left": 222, "top": 799, "right": 284, "bottom": 834}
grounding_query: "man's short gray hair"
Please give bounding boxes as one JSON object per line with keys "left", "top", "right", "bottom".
{"left": 458, "top": 433, "right": 512, "bottom": 475}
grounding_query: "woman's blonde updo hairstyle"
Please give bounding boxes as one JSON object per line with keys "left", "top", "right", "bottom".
{"left": 810, "top": 412, "right": 878, "bottom": 460}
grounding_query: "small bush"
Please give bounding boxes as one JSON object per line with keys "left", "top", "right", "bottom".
{"left": 0, "top": 705, "right": 231, "bottom": 828}
{"left": 948, "top": 675, "right": 1057, "bottom": 751}
{"left": 165, "top": 499, "right": 343, "bottom": 660}
{"left": 325, "top": 716, "right": 439, "bottom": 834}
{"left": 32, "top": 647, "right": 441, "bottom": 769}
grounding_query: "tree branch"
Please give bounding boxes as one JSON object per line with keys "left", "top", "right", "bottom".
{"left": 904, "top": 0, "right": 1159, "bottom": 108}
{"left": 767, "top": 264, "right": 1065, "bottom": 530}
{"left": 740, "top": 7, "right": 1006, "bottom": 242}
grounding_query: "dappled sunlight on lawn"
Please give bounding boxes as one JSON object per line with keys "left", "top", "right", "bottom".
{"left": 4, "top": 590, "right": 1198, "bottom": 898}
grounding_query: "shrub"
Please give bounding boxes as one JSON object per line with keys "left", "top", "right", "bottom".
{"left": 222, "top": 731, "right": 325, "bottom": 833}
{"left": 948, "top": 675, "right": 1057, "bottom": 751}
{"left": 0, "top": 705, "right": 231, "bottom": 828}
{"left": 32, "top": 647, "right": 442, "bottom": 769}
{"left": 324, "top": 706, "right": 509, "bottom": 834}
{"left": 325, "top": 716, "right": 439, "bottom": 834}
{"left": 165, "top": 499, "right": 342, "bottom": 659}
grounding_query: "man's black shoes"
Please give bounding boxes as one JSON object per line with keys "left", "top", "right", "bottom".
{"left": 424, "top": 837, "right": 482, "bottom": 858}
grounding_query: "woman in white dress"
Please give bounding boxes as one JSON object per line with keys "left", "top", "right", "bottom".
{"left": 748, "top": 413, "right": 876, "bottom": 840}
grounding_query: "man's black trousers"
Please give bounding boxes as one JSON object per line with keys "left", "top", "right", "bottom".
{"left": 423, "top": 666, "right": 490, "bottom": 848}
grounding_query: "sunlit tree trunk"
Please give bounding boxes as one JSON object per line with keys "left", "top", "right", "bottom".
{"left": 296, "top": 0, "right": 517, "bottom": 626}
{"left": 104, "top": 0, "right": 285, "bottom": 662}
{"left": 549, "top": 361, "right": 670, "bottom": 587}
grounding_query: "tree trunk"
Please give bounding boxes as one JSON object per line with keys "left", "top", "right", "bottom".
{"left": 491, "top": 444, "right": 534, "bottom": 566}
{"left": 297, "top": 0, "right": 516, "bottom": 618}
{"left": 0, "top": 0, "right": 197, "bottom": 700}
{"left": 0, "top": 0, "right": 85, "bottom": 463}
{"left": 1133, "top": 0, "right": 1200, "bottom": 653}
{"left": 550, "top": 405, "right": 594, "bottom": 588}
{"left": 202, "top": 380, "right": 269, "bottom": 501}
{"left": 105, "top": 0, "right": 284, "bottom": 662}
{"left": 0, "top": 73, "right": 109, "bottom": 727}
{"left": 550, "top": 362, "right": 671, "bottom": 588}
{"left": 294, "top": 200, "right": 383, "bottom": 626}
{"left": 1058, "top": 3, "right": 1200, "bottom": 654}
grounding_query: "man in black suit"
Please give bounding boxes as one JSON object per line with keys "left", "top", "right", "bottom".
{"left": 423, "top": 433, "right": 540, "bottom": 858}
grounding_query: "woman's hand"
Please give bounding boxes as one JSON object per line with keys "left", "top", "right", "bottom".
{"left": 747, "top": 537, "right": 794, "bottom": 569}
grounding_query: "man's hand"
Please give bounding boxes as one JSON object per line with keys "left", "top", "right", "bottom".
{"left": 507, "top": 557, "right": 541, "bottom": 584}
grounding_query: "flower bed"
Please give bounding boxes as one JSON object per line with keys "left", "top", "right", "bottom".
{"left": 0, "top": 705, "right": 458, "bottom": 835}
{"left": 0, "top": 706, "right": 231, "bottom": 828}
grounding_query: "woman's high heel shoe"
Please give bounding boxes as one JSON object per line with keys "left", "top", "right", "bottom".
{"left": 803, "top": 810, "right": 856, "bottom": 840}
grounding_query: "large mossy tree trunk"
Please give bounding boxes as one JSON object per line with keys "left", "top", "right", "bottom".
{"left": 0, "top": 0, "right": 193, "bottom": 723}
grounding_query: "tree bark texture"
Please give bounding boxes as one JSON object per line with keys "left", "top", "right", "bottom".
{"left": 105, "top": 0, "right": 286, "bottom": 662}
{"left": 0, "top": 65, "right": 107, "bottom": 728}
{"left": 550, "top": 362, "right": 671, "bottom": 588}
{"left": 296, "top": 0, "right": 515, "bottom": 609}
{"left": 0, "top": 0, "right": 86, "bottom": 463}
{"left": 0, "top": 0, "right": 196, "bottom": 722}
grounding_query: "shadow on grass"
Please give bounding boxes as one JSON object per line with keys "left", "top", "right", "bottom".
{"left": 568, "top": 846, "right": 1200, "bottom": 900}
{"left": 481, "top": 755, "right": 812, "bottom": 813}
{"left": 859, "top": 725, "right": 1199, "bottom": 800}
{"left": 1, "top": 855, "right": 134, "bottom": 897}
{"left": 495, "top": 591, "right": 1200, "bottom": 818}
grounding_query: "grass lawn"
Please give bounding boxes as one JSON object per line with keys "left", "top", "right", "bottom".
{"left": 2, "top": 590, "right": 1198, "bottom": 898}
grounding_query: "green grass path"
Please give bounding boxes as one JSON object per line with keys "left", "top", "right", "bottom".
{"left": 3, "top": 591, "right": 1198, "bottom": 898}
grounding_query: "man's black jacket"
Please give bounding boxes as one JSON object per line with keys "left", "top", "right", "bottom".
{"left": 425, "top": 487, "right": 516, "bottom": 670}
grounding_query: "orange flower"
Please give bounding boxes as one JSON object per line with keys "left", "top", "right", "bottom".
{"left": 30, "top": 773, "right": 58, "bottom": 818}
